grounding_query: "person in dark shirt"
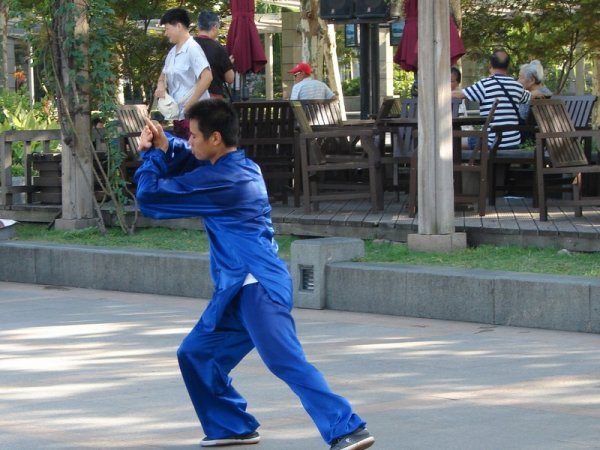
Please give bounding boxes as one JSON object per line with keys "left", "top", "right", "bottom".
{"left": 194, "top": 11, "right": 235, "bottom": 99}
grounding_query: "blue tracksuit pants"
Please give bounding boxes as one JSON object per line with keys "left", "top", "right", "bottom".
{"left": 177, "top": 283, "right": 365, "bottom": 444}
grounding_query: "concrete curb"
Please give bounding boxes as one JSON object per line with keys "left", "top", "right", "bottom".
{"left": 1, "top": 240, "right": 598, "bottom": 334}
{"left": 326, "top": 262, "right": 600, "bottom": 334}
{"left": 0, "top": 241, "right": 213, "bottom": 299}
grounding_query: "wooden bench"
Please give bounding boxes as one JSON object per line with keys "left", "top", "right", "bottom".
{"left": 552, "top": 95, "right": 597, "bottom": 129}
{"left": 233, "top": 100, "right": 300, "bottom": 206}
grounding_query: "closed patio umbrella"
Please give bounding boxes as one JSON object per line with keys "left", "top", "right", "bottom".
{"left": 226, "top": 0, "right": 267, "bottom": 99}
{"left": 394, "top": 0, "right": 465, "bottom": 72}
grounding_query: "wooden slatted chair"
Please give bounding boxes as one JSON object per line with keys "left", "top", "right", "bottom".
{"left": 451, "top": 101, "right": 499, "bottom": 217}
{"left": 483, "top": 95, "right": 597, "bottom": 207}
{"left": 298, "top": 99, "right": 359, "bottom": 159}
{"left": 553, "top": 95, "right": 598, "bottom": 170}
{"left": 115, "top": 105, "right": 150, "bottom": 194}
{"left": 116, "top": 104, "right": 148, "bottom": 158}
{"left": 301, "top": 98, "right": 344, "bottom": 126}
{"left": 233, "top": 100, "right": 300, "bottom": 205}
{"left": 376, "top": 98, "right": 418, "bottom": 200}
{"left": 529, "top": 98, "right": 600, "bottom": 221}
{"left": 291, "top": 101, "right": 383, "bottom": 213}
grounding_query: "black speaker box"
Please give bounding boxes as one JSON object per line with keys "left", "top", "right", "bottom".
{"left": 355, "top": 0, "right": 390, "bottom": 19}
{"left": 320, "top": 0, "right": 354, "bottom": 20}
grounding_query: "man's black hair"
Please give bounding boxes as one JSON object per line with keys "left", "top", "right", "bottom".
{"left": 186, "top": 100, "right": 239, "bottom": 148}
{"left": 160, "top": 8, "right": 191, "bottom": 28}
{"left": 450, "top": 66, "right": 461, "bottom": 84}
{"left": 490, "top": 49, "right": 510, "bottom": 70}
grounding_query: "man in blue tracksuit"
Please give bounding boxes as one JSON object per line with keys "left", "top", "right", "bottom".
{"left": 134, "top": 99, "right": 375, "bottom": 450}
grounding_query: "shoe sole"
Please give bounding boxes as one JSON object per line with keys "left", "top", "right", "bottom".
{"left": 343, "top": 436, "right": 375, "bottom": 450}
{"left": 200, "top": 436, "right": 260, "bottom": 447}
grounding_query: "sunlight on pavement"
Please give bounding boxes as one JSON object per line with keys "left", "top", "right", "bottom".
{"left": 0, "top": 383, "right": 120, "bottom": 400}
{"left": 0, "top": 323, "right": 134, "bottom": 339}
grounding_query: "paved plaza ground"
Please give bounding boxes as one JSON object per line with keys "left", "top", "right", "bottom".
{"left": 1, "top": 281, "right": 599, "bottom": 449}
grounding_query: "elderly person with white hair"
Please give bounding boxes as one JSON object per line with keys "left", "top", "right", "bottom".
{"left": 517, "top": 60, "right": 553, "bottom": 122}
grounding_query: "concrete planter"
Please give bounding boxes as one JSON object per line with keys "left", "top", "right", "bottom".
{"left": 344, "top": 96, "right": 360, "bottom": 113}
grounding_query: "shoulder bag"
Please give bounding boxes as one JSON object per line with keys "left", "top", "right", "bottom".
{"left": 493, "top": 76, "right": 527, "bottom": 125}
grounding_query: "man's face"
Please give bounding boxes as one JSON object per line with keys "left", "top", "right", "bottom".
{"left": 209, "top": 24, "right": 219, "bottom": 40}
{"left": 188, "top": 119, "right": 214, "bottom": 161}
{"left": 164, "top": 23, "right": 184, "bottom": 44}
{"left": 518, "top": 71, "right": 535, "bottom": 91}
{"left": 451, "top": 74, "right": 460, "bottom": 91}
{"left": 292, "top": 72, "right": 306, "bottom": 84}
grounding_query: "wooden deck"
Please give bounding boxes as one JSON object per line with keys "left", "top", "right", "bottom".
{"left": 269, "top": 193, "right": 600, "bottom": 251}
{"left": 3, "top": 192, "right": 600, "bottom": 251}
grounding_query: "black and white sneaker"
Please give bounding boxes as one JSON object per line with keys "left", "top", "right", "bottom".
{"left": 200, "top": 431, "right": 260, "bottom": 447}
{"left": 329, "top": 427, "right": 375, "bottom": 450}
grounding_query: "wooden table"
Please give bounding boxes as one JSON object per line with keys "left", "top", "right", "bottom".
{"left": 377, "top": 115, "right": 487, "bottom": 159}
{"left": 377, "top": 115, "right": 489, "bottom": 215}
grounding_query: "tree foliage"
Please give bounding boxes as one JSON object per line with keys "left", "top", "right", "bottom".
{"left": 461, "top": 0, "right": 600, "bottom": 93}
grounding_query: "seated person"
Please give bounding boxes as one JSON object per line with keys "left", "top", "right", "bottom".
{"left": 288, "top": 62, "right": 335, "bottom": 100}
{"left": 517, "top": 59, "right": 553, "bottom": 122}
{"left": 453, "top": 49, "right": 531, "bottom": 150}
{"left": 451, "top": 66, "right": 475, "bottom": 150}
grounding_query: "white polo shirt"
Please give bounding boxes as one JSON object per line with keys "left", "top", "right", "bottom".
{"left": 163, "top": 36, "right": 211, "bottom": 119}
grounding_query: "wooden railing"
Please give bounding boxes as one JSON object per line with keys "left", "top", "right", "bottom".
{"left": 0, "top": 129, "right": 62, "bottom": 206}
{"left": 0, "top": 129, "right": 107, "bottom": 207}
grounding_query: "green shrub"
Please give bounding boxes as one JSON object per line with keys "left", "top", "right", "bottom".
{"left": 342, "top": 78, "right": 360, "bottom": 96}
{"left": 0, "top": 89, "right": 60, "bottom": 175}
{"left": 393, "top": 68, "right": 415, "bottom": 98}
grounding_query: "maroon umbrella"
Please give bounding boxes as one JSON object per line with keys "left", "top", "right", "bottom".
{"left": 226, "top": 0, "right": 267, "bottom": 74}
{"left": 394, "top": 0, "right": 465, "bottom": 71}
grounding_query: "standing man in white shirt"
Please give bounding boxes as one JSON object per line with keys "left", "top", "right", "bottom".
{"left": 288, "top": 62, "right": 335, "bottom": 101}
{"left": 155, "top": 8, "right": 212, "bottom": 139}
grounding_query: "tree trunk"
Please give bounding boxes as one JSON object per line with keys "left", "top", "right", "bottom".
{"left": 592, "top": 52, "right": 600, "bottom": 129}
{"left": 0, "top": 1, "right": 8, "bottom": 90}
{"left": 449, "top": 0, "right": 461, "bottom": 30}
{"left": 299, "top": 0, "right": 345, "bottom": 116}
{"left": 52, "top": 0, "right": 95, "bottom": 230}
{"left": 298, "top": 0, "right": 317, "bottom": 66}
{"left": 323, "top": 23, "right": 346, "bottom": 119}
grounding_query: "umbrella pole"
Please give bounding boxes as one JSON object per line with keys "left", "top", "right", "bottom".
{"left": 232, "top": 73, "right": 241, "bottom": 102}
{"left": 241, "top": 73, "right": 249, "bottom": 101}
